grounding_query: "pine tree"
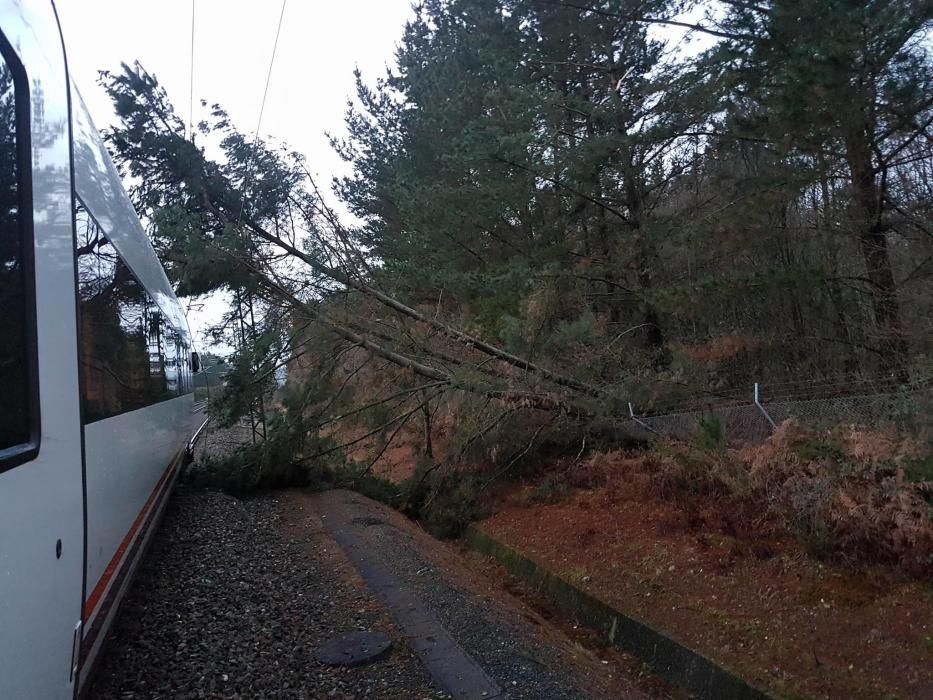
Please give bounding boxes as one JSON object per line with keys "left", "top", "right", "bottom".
{"left": 705, "top": 0, "right": 933, "bottom": 378}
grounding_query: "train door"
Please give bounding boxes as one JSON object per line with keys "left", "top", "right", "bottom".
{"left": 0, "top": 3, "right": 86, "bottom": 699}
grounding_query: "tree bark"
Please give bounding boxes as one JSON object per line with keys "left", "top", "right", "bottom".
{"left": 624, "top": 170, "right": 668, "bottom": 369}
{"left": 420, "top": 388, "right": 434, "bottom": 458}
{"left": 844, "top": 128, "right": 909, "bottom": 381}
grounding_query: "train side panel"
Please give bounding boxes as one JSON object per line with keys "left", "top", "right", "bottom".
{"left": 69, "top": 63, "right": 202, "bottom": 692}
{"left": 79, "top": 395, "right": 195, "bottom": 682}
{"left": 0, "top": 2, "right": 85, "bottom": 697}
{"left": 0, "top": 3, "right": 204, "bottom": 696}
{"left": 83, "top": 397, "right": 194, "bottom": 598}
{"left": 73, "top": 238, "right": 200, "bottom": 692}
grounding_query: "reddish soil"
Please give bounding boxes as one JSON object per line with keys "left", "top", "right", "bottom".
{"left": 332, "top": 414, "right": 452, "bottom": 483}
{"left": 480, "top": 478, "right": 933, "bottom": 700}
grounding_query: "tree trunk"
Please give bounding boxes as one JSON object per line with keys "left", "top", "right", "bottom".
{"left": 625, "top": 173, "right": 669, "bottom": 369}
{"left": 420, "top": 388, "right": 434, "bottom": 458}
{"left": 817, "top": 156, "right": 857, "bottom": 372}
{"left": 844, "top": 128, "right": 909, "bottom": 381}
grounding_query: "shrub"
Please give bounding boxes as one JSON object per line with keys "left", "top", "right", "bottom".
{"left": 528, "top": 472, "right": 571, "bottom": 505}
{"left": 350, "top": 466, "right": 406, "bottom": 506}
{"left": 400, "top": 462, "right": 489, "bottom": 538}
{"left": 742, "top": 423, "right": 933, "bottom": 576}
{"left": 577, "top": 423, "right": 933, "bottom": 578}
{"left": 791, "top": 436, "right": 847, "bottom": 463}
{"left": 187, "top": 442, "right": 319, "bottom": 495}
{"left": 186, "top": 401, "right": 338, "bottom": 495}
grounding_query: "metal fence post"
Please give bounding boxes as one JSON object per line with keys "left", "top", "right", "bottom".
{"left": 753, "top": 382, "right": 777, "bottom": 432}
{"left": 628, "top": 402, "right": 660, "bottom": 435}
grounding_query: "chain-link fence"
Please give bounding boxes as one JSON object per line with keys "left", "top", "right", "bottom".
{"left": 630, "top": 379, "right": 932, "bottom": 443}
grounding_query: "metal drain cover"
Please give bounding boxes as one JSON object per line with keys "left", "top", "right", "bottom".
{"left": 316, "top": 631, "right": 392, "bottom": 666}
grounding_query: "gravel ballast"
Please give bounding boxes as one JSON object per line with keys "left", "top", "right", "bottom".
{"left": 313, "top": 490, "right": 648, "bottom": 700}
{"left": 89, "top": 485, "right": 651, "bottom": 699}
{"left": 88, "top": 487, "right": 445, "bottom": 699}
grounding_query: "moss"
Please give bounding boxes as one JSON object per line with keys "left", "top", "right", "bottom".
{"left": 904, "top": 453, "right": 933, "bottom": 484}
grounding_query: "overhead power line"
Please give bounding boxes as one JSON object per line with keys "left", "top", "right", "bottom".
{"left": 188, "top": 0, "right": 195, "bottom": 140}
{"left": 254, "top": 0, "right": 288, "bottom": 141}
{"left": 237, "top": 0, "right": 288, "bottom": 227}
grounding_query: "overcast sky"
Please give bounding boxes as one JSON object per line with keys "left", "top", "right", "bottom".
{"left": 55, "top": 0, "right": 416, "bottom": 352}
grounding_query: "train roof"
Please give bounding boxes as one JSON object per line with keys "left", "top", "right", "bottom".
{"left": 70, "top": 84, "right": 191, "bottom": 342}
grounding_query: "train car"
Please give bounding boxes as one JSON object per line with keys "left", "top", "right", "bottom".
{"left": 0, "top": 2, "right": 207, "bottom": 697}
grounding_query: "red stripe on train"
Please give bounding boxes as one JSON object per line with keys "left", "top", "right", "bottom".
{"left": 82, "top": 460, "right": 176, "bottom": 621}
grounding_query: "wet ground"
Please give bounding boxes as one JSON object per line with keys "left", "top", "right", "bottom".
{"left": 88, "top": 487, "right": 653, "bottom": 699}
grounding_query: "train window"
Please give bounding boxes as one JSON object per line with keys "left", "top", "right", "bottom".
{"left": 0, "top": 33, "right": 38, "bottom": 465}
{"left": 76, "top": 203, "right": 191, "bottom": 422}
{"left": 176, "top": 338, "right": 189, "bottom": 395}
{"left": 161, "top": 318, "right": 180, "bottom": 395}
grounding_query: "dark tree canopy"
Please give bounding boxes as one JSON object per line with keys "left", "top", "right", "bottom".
{"left": 100, "top": 1, "right": 933, "bottom": 487}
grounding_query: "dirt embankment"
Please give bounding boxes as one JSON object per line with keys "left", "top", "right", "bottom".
{"left": 478, "top": 423, "right": 933, "bottom": 700}
{"left": 288, "top": 349, "right": 933, "bottom": 697}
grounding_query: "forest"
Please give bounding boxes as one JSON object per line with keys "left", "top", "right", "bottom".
{"left": 99, "top": 0, "right": 932, "bottom": 559}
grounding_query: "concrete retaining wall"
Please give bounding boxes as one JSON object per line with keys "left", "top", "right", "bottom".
{"left": 465, "top": 526, "right": 780, "bottom": 700}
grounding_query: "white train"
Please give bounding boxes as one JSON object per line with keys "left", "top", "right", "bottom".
{"left": 0, "top": 2, "right": 206, "bottom": 697}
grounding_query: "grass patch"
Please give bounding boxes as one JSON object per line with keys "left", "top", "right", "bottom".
{"left": 695, "top": 415, "right": 725, "bottom": 451}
